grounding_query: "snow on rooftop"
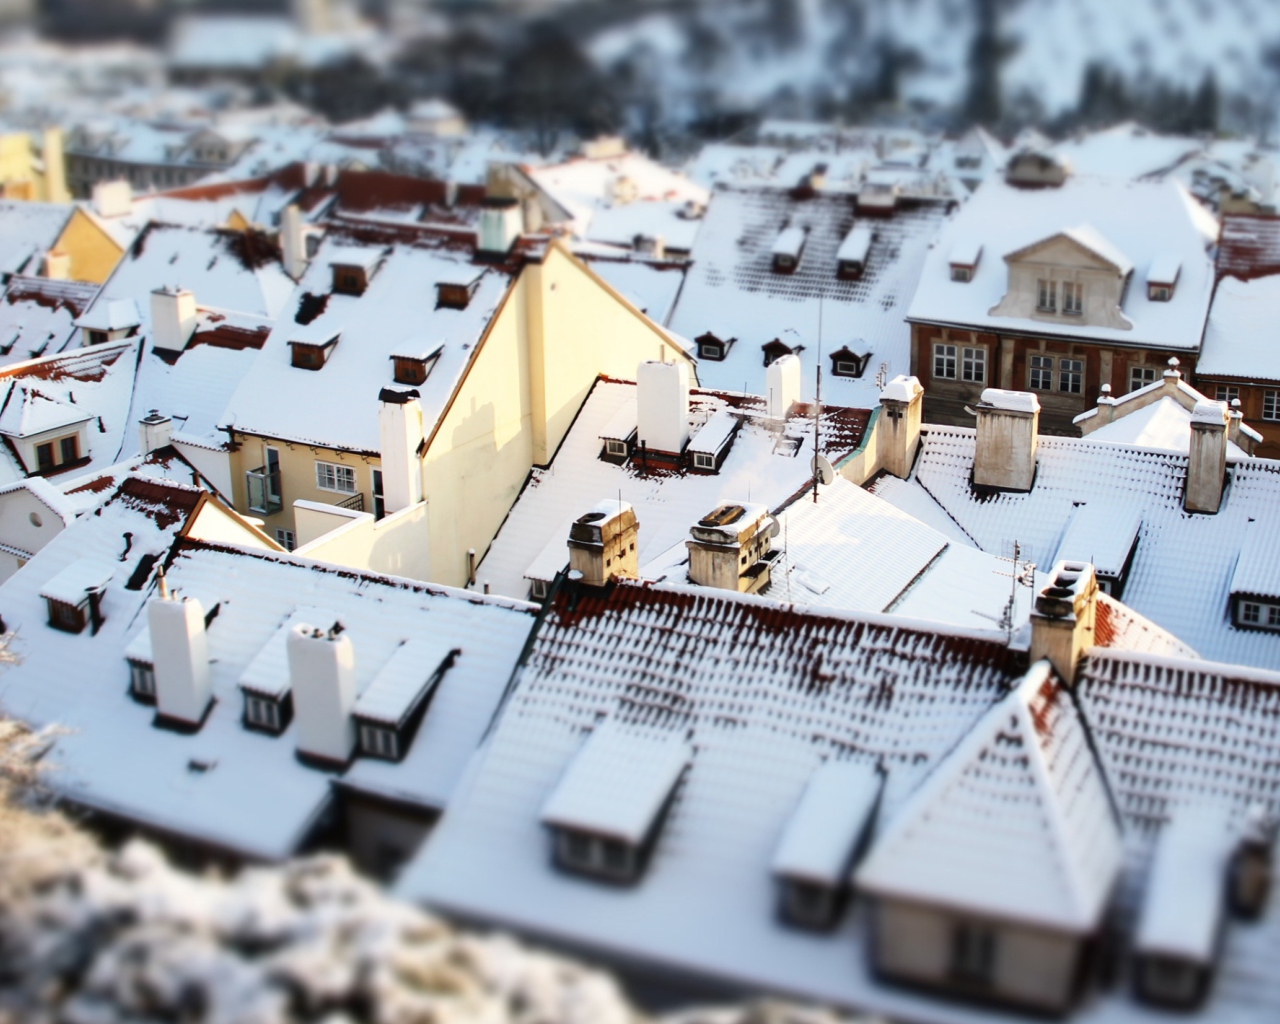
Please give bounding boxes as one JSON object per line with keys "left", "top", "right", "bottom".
{"left": 1135, "top": 804, "right": 1235, "bottom": 963}
{"left": 1057, "top": 224, "right": 1134, "bottom": 275}
{"left": 685, "top": 408, "right": 738, "bottom": 456}
{"left": 0, "top": 276, "right": 98, "bottom": 368}
{"left": 856, "top": 663, "right": 1123, "bottom": 933}
{"left": 38, "top": 559, "right": 113, "bottom": 605}
{"left": 0, "top": 202, "right": 71, "bottom": 277}
{"left": 1229, "top": 518, "right": 1280, "bottom": 601}
{"left": 1148, "top": 254, "right": 1182, "bottom": 286}
{"left": 326, "top": 244, "right": 385, "bottom": 273}
{"left": 879, "top": 374, "right": 922, "bottom": 404}
{"left": 238, "top": 606, "right": 339, "bottom": 699}
{"left": 1054, "top": 502, "right": 1141, "bottom": 579}
{"left": 0, "top": 382, "right": 92, "bottom": 438}
{"left": 1081, "top": 395, "right": 1240, "bottom": 455}
{"left": 75, "top": 298, "right": 140, "bottom": 332}
{"left": 580, "top": 257, "right": 687, "bottom": 326}
{"left": 907, "top": 176, "right": 1216, "bottom": 353}
{"left": 540, "top": 719, "right": 689, "bottom": 844}
{"left": 980, "top": 387, "right": 1039, "bottom": 413}
{"left": 836, "top": 225, "right": 873, "bottom": 265}
{"left": 1200, "top": 274, "right": 1280, "bottom": 384}
{"left": 771, "top": 759, "right": 882, "bottom": 885}
{"left": 352, "top": 634, "right": 456, "bottom": 727}
{"left": 769, "top": 226, "right": 806, "bottom": 259}
{"left": 948, "top": 239, "right": 982, "bottom": 267}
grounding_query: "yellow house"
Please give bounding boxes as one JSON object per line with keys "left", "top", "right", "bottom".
{"left": 219, "top": 233, "right": 696, "bottom": 588}
{"left": 0, "top": 128, "right": 69, "bottom": 203}
{"left": 0, "top": 201, "right": 125, "bottom": 285}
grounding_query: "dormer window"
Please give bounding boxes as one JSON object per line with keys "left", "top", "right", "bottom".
{"left": 836, "top": 226, "right": 873, "bottom": 280}
{"left": 128, "top": 659, "right": 155, "bottom": 702}
{"left": 696, "top": 332, "right": 734, "bottom": 362}
{"left": 770, "top": 227, "right": 806, "bottom": 274}
{"left": 351, "top": 638, "right": 456, "bottom": 763}
{"left": 289, "top": 331, "right": 339, "bottom": 370}
{"left": 1062, "top": 281, "right": 1084, "bottom": 315}
{"left": 332, "top": 265, "right": 368, "bottom": 296}
{"left": 1037, "top": 279, "right": 1057, "bottom": 313}
{"left": 1148, "top": 256, "right": 1180, "bottom": 301}
{"left": 762, "top": 338, "right": 794, "bottom": 367}
{"left": 687, "top": 409, "right": 738, "bottom": 474}
{"left": 436, "top": 277, "right": 480, "bottom": 310}
{"left": 830, "top": 346, "right": 869, "bottom": 378}
{"left": 39, "top": 562, "right": 112, "bottom": 635}
{"left": 949, "top": 242, "right": 981, "bottom": 282}
{"left": 604, "top": 438, "right": 629, "bottom": 458}
{"left": 390, "top": 347, "right": 441, "bottom": 387}
{"left": 244, "top": 692, "right": 290, "bottom": 734}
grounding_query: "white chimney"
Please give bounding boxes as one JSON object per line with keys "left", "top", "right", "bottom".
{"left": 478, "top": 199, "right": 523, "bottom": 254}
{"left": 138, "top": 410, "right": 173, "bottom": 454}
{"left": 149, "top": 595, "right": 212, "bottom": 726}
{"left": 43, "top": 250, "right": 70, "bottom": 280}
{"left": 92, "top": 179, "right": 132, "bottom": 218}
{"left": 150, "top": 287, "right": 198, "bottom": 354}
{"left": 378, "top": 387, "right": 425, "bottom": 514}
{"left": 636, "top": 359, "right": 690, "bottom": 455}
{"left": 288, "top": 622, "right": 357, "bottom": 765}
{"left": 877, "top": 375, "right": 924, "bottom": 479}
{"left": 1186, "top": 399, "right": 1229, "bottom": 514}
{"left": 766, "top": 353, "right": 802, "bottom": 420}
{"left": 281, "top": 203, "right": 309, "bottom": 280}
{"left": 974, "top": 388, "right": 1040, "bottom": 492}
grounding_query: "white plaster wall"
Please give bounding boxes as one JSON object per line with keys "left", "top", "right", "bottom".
{"left": 0, "top": 488, "right": 65, "bottom": 572}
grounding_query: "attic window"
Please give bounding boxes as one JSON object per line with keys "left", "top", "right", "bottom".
{"left": 290, "top": 333, "right": 339, "bottom": 370}
{"left": 762, "top": 339, "right": 794, "bottom": 367}
{"left": 770, "top": 227, "right": 806, "bottom": 274}
{"left": 391, "top": 350, "right": 441, "bottom": 387}
{"left": 39, "top": 562, "right": 112, "bottom": 635}
{"left": 696, "top": 332, "right": 734, "bottom": 362}
{"left": 351, "top": 638, "right": 456, "bottom": 764}
{"left": 836, "top": 226, "right": 873, "bottom": 281}
{"left": 332, "top": 264, "right": 368, "bottom": 296}
{"left": 244, "top": 692, "right": 290, "bottom": 735}
{"left": 128, "top": 659, "right": 156, "bottom": 703}
{"left": 949, "top": 242, "right": 982, "bottom": 282}
{"left": 604, "top": 438, "right": 629, "bottom": 458}
{"left": 436, "top": 279, "right": 480, "bottom": 310}
{"left": 830, "top": 347, "right": 869, "bottom": 379}
{"left": 1148, "top": 256, "right": 1181, "bottom": 301}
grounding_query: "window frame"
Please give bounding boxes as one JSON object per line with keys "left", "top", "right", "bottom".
{"left": 1036, "top": 278, "right": 1057, "bottom": 313}
{"left": 950, "top": 265, "right": 972, "bottom": 282}
{"left": 933, "top": 343, "right": 958, "bottom": 380}
{"left": 315, "top": 460, "right": 357, "bottom": 495}
{"left": 1028, "top": 354, "right": 1054, "bottom": 391}
{"left": 360, "top": 722, "right": 400, "bottom": 760}
{"left": 59, "top": 434, "right": 79, "bottom": 464}
{"left": 275, "top": 528, "right": 296, "bottom": 551}
{"left": 1265, "top": 391, "right": 1280, "bottom": 422}
{"left": 1130, "top": 366, "right": 1158, "bottom": 392}
{"left": 950, "top": 920, "right": 998, "bottom": 987}
{"left": 130, "top": 660, "right": 156, "bottom": 699}
{"left": 1058, "top": 357, "right": 1084, "bottom": 394}
{"left": 1216, "top": 385, "right": 1241, "bottom": 404}
{"left": 245, "top": 694, "right": 280, "bottom": 732}
{"left": 1061, "top": 280, "right": 1084, "bottom": 315}
{"left": 604, "top": 438, "right": 629, "bottom": 458}
{"left": 35, "top": 442, "right": 54, "bottom": 472}
{"left": 692, "top": 451, "right": 716, "bottom": 470}
{"left": 961, "top": 346, "right": 986, "bottom": 384}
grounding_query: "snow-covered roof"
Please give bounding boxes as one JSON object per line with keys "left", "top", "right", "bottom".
{"left": 857, "top": 663, "right": 1123, "bottom": 932}
{"left": 1054, "top": 502, "right": 1141, "bottom": 578}
{"left": 1050, "top": 123, "right": 1204, "bottom": 181}
{"left": 980, "top": 387, "right": 1039, "bottom": 414}
{"left": 38, "top": 559, "right": 113, "bottom": 606}
{"left": 578, "top": 257, "right": 687, "bottom": 326}
{"left": 0, "top": 277, "right": 98, "bottom": 369}
{"left": 836, "top": 225, "right": 874, "bottom": 265}
{"left": 1200, "top": 274, "right": 1280, "bottom": 383}
{"left": 74, "top": 298, "right": 140, "bottom": 332}
{"left": 1229, "top": 518, "right": 1280, "bottom": 601}
{"left": 541, "top": 719, "right": 689, "bottom": 844}
{"left": 584, "top": 201, "right": 703, "bottom": 253}
{"left": 1148, "top": 253, "right": 1182, "bottom": 286}
{"left": 352, "top": 634, "right": 456, "bottom": 727}
{"left": 685, "top": 408, "right": 738, "bottom": 456}
{"left": 1081, "top": 395, "right": 1252, "bottom": 455}
{"left": 668, "top": 187, "right": 950, "bottom": 406}
{"left": 0, "top": 201, "right": 71, "bottom": 277}
{"left": 770, "top": 226, "right": 806, "bottom": 259}
{"left": 237, "top": 606, "right": 339, "bottom": 699}
{"left": 475, "top": 378, "right": 870, "bottom": 600}
{"left": 907, "top": 176, "right": 1217, "bottom": 352}
{"left": 771, "top": 759, "right": 882, "bottom": 885}
{"left": 1134, "top": 804, "right": 1234, "bottom": 962}
{"left": 0, "top": 382, "right": 93, "bottom": 438}
{"left": 948, "top": 239, "right": 981, "bottom": 267}
{"left": 221, "top": 234, "right": 509, "bottom": 454}
{"left": 869, "top": 424, "right": 1280, "bottom": 668}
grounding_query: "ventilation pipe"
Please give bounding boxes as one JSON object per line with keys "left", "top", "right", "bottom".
{"left": 637, "top": 359, "right": 690, "bottom": 455}
{"left": 288, "top": 622, "right": 357, "bottom": 765}
{"left": 150, "top": 287, "right": 198, "bottom": 354}
{"left": 1186, "top": 399, "right": 1229, "bottom": 514}
{"left": 377, "top": 386, "right": 424, "bottom": 514}
{"left": 149, "top": 592, "right": 212, "bottom": 727}
{"left": 973, "top": 388, "right": 1040, "bottom": 491}
{"left": 766, "top": 353, "right": 802, "bottom": 421}
{"left": 877, "top": 375, "right": 924, "bottom": 479}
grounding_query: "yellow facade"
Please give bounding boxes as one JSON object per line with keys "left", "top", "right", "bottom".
{"left": 0, "top": 129, "right": 68, "bottom": 204}
{"left": 55, "top": 208, "right": 126, "bottom": 285}
{"left": 225, "top": 241, "right": 696, "bottom": 586}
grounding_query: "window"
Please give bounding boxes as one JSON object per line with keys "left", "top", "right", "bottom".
{"left": 1129, "top": 365, "right": 1158, "bottom": 392}
{"left": 290, "top": 342, "right": 332, "bottom": 370}
{"left": 950, "top": 265, "right": 972, "bottom": 282}
{"left": 1058, "top": 358, "right": 1084, "bottom": 394}
{"left": 1217, "top": 385, "right": 1241, "bottom": 404}
{"left": 245, "top": 695, "right": 280, "bottom": 731}
{"left": 1243, "top": 602, "right": 1261, "bottom": 624}
{"left": 700, "top": 342, "right": 722, "bottom": 359}
{"left": 950, "top": 921, "right": 997, "bottom": 987}
{"left": 530, "top": 578, "right": 549, "bottom": 600}
{"left": 316, "top": 461, "right": 357, "bottom": 494}
{"left": 87, "top": 329, "right": 108, "bottom": 345}
{"left": 372, "top": 469, "right": 385, "bottom": 521}
{"left": 130, "top": 660, "right": 155, "bottom": 699}
{"left": 392, "top": 356, "right": 429, "bottom": 386}
{"left": 692, "top": 452, "right": 716, "bottom": 470}
{"left": 554, "top": 828, "right": 637, "bottom": 881}
{"left": 604, "top": 439, "right": 628, "bottom": 458}
{"left": 1149, "top": 284, "right": 1172, "bottom": 302}
{"left": 360, "top": 723, "right": 399, "bottom": 760}
{"left": 35, "top": 443, "right": 54, "bottom": 472}
{"left": 836, "top": 360, "right": 860, "bottom": 376}
{"left": 47, "top": 598, "right": 85, "bottom": 634}
{"left": 1062, "top": 281, "right": 1083, "bottom": 314}
{"left": 781, "top": 878, "right": 838, "bottom": 929}
{"left": 59, "top": 435, "right": 79, "bottom": 464}
{"left": 961, "top": 347, "right": 986, "bottom": 384}
{"left": 1037, "top": 279, "right": 1057, "bottom": 312}
{"left": 933, "top": 343, "right": 957, "bottom": 379}
{"left": 1270, "top": 606, "right": 1280, "bottom": 628}
{"left": 1265, "top": 391, "right": 1280, "bottom": 422}
{"left": 275, "top": 529, "right": 296, "bottom": 551}
{"left": 1029, "top": 354, "right": 1054, "bottom": 390}
{"left": 436, "top": 282, "right": 476, "bottom": 309}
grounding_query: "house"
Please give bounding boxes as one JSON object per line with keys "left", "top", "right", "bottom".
{"left": 667, "top": 182, "right": 952, "bottom": 409}
{"left": 397, "top": 562, "right": 1265, "bottom": 1021}
{"left": 0, "top": 470, "right": 538, "bottom": 874}
{"left": 907, "top": 173, "right": 1218, "bottom": 432}
{"left": 0, "top": 200, "right": 124, "bottom": 285}
{"left": 218, "top": 229, "right": 695, "bottom": 584}
{"left": 0, "top": 126, "right": 68, "bottom": 203}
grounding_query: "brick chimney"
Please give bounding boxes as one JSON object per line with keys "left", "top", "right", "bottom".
{"left": 378, "top": 386, "right": 425, "bottom": 514}
{"left": 974, "top": 388, "right": 1040, "bottom": 491}
{"left": 149, "top": 593, "right": 213, "bottom": 727}
{"left": 288, "top": 622, "right": 357, "bottom": 765}
{"left": 1186, "top": 399, "right": 1229, "bottom": 514}
{"left": 1029, "top": 560, "right": 1098, "bottom": 686}
{"left": 877, "top": 374, "right": 923, "bottom": 479}
{"left": 637, "top": 359, "right": 690, "bottom": 455}
{"left": 150, "top": 287, "right": 197, "bottom": 354}
{"left": 687, "top": 502, "right": 776, "bottom": 594}
{"left": 568, "top": 500, "right": 639, "bottom": 587}
{"left": 766, "top": 352, "right": 802, "bottom": 421}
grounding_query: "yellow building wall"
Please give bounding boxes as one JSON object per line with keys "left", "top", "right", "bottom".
{"left": 0, "top": 129, "right": 69, "bottom": 203}
{"left": 56, "top": 208, "right": 125, "bottom": 284}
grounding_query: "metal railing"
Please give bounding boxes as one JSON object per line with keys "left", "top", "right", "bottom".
{"left": 335, "top": 492, "right": 364, "bottom": 512}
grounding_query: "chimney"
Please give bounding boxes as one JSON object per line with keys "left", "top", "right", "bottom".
{"left": 637, "top": 359, "right": 690, "bottom": 454}
{"left": 1229, "top": 805, "right": 1276, "bottom": 921}
{"left": 280, "top": 203, "right": 309, "bottom": 280}
{"left": 138, "top": 410, "right": 173, "bottom": 454}
{"left": 1029, "top": 560, "right": 1099, "bottom": 686}
{"left": 91, "top": 179, "right": 132, "bottom": 218}
{"left": 567, "top": 500, "right": 639, "bottom": 587}
{"left": 973, "top": 388, "right": 1040, "bottom": 491}
{"left": 287, "top": 622, "right": 357, "bottom": 765}
{"left": 877, "top": 374, "right": 923, "bottom": 478}
{"left": 1186, "top": 399, "right": 1229, "bottom": 514}
{"left": 150, "top": 287, "right": 197, "bottom": 354}
{"left": 42, "top": 249, "right": 70, "bottom": 280}
{"left": 478, "top": 198, "right": 523, "bottom": 255}
{"left": 686, "top": 502, "right": 776, "bottom": 594}
{"left": 766, "top": 353, "right": 802, "bottom": 420}
{"left": 377, "top": 387, "right": 425, "bottom": 514}
{"left": 149, "top": 594, "right": 212, "bottom": 727}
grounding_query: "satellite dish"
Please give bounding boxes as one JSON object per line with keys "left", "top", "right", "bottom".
{"left": 811, "top": 454, "right": 835, "bottom": 486}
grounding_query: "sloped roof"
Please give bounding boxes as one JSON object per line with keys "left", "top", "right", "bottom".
{"left": 771, "top": 758, "right": 882, "bottom": 885}
{"left": 857, "top": 663, "right": 1123, "bottom": 932}
{"left": 1228, "top": 517, "right": 1280, "bottom": 601}
{"left": 0, "top": 201, "right": 71, "bottom": 277}
{"left": 0, "top": 381, "right": 92, "bottom": 438}
{"left": 0, "top": 276, "right": 98, "bottom": 368}
{"left": 1217, "top": 213, "right": 1280, "bottom": 283}
{"left": 1200, "top": 273, "right": 1280, "bottom": 383}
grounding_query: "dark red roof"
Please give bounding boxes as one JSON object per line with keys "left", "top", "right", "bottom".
{"left": 1217, "top": 213, "right": 1280, "bottom": 282}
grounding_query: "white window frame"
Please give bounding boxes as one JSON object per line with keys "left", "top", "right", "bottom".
{"left": 1029, "top": 354, "right": 1054, "bottom": 391}
{"left": 1058, "top": 358, "right": 1084, "bottom": 394}
{"left": 1265, "top": 390, "right": 1280, "bottom": 422}
{"left": 245, "top": 695, "right": 279, "bottom": 731}
{"left": 604, "top": 439, "right": 628, "bottom": 457}
{"left": 276, "top": 528, "right": 296, "bottom": 551}
{"left": 1037, "top": 278, "right": 1057, "bottom": 313}
{"left": 1130, "top": 366, "right": 1158, "bottom": 392}
{"left": 1062, "top": 281, "right": 1083, "bottom": 315}
{"left": 699, "top": 342, "right": 722, "bottom": 360}
{"left": 315, "top": 460, "right": 357, "bottom": 494}
{"left": 692, "top": 452, "right": 716, "bottom": 470}
{"left": 360, "top": 723, "right": 400, "bottom": 760}
{"left": 933, "top": 343, "right": 957, "bottom": 380}
{"left": 529, "top": 578, "right": 549, "bottom": 600}
{"left": 1216, "top": 385, "right": 1241, "bottom": 404}
{"left": 130, "top": 660, "right": 155, "bottom": 697}
{"left": 961, "top": 346, "right": 986, "bottom": 384}
{"left": 835, "top": 360, "right": 861, "bottom": 376}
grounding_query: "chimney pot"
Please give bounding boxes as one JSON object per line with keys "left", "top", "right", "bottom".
{"left": 287, "top": 621, "right": 357, "bottom": 764}
{"left": 149, "top": 595, "right": 212, "bottom": 726}
{"left": 1029, "top": 560, "right": 1098, "bottom": 686}
{"left": 138, "top": 410, "right": 173, "bottom": 454}
{"left": 766, "top": 353, "right": 802, "bottom": 421}
{"left": 973, "top": 388, "right": 1040, "bottom": 491}
{"left": 378, "top": 387, "right": 424, "bottom": 515}
{"left": 567, "top": 500, "right": 639, "bottom": 587}
{"left": 877, "top": 374, "right": 923, "bottom": 478}
{"left": 1186, "top": 399, "right": 1230, "bottom": 513}
{"left": 636, "top": 360, "right": 690, "bottom": 455}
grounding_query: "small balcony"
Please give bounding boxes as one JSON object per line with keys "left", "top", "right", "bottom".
{"left": 246, "top": 466, "right": 282, "bottom": 515}
{"left": 335, "top": 492, "right": 364, "bottom": 512}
